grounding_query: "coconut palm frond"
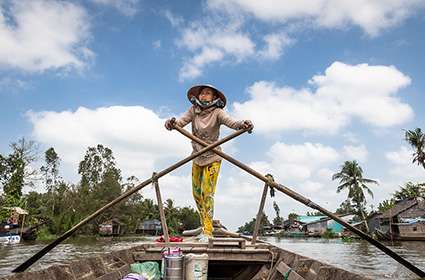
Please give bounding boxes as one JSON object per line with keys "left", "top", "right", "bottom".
{"left": 362, "top": 184, "right": 374, "bottom": 199}
{"left": 336, "top": 182, "right": 351, "bottom": 193}
{"left": 360, "top": 178, "right": 378, "bottom": 184}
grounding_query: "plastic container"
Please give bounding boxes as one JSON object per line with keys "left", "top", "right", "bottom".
{"left": 184, "top": 253, "right": 208, "bottom": 280}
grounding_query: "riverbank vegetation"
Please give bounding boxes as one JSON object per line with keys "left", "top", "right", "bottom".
{"left": 0, "top": 140, "right": 200, "bottom": 236}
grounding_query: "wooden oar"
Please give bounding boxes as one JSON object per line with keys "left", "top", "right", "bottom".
{"left": 13, "top": 128, "right": 249, "bottom": 273}
{"left": 173, "top": 125, "right": 425, "bottom": 278}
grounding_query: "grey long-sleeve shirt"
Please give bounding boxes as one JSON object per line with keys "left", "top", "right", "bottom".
{"left": 175, "top": 105, "right": 245, "bottom": 166}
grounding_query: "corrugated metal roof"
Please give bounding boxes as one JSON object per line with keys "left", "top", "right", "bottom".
{"left": 303, "top": 213, "right": 354, "bottom": 226}
{"left": 296, "top": 215, "right": 327, "bottom": 224}
{"left": 381, "top": 199, "right": 418, "bottom": 218}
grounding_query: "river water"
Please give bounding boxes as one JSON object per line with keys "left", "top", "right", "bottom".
{"left": 0, "top": 237, "right": 424, "bottom": 279}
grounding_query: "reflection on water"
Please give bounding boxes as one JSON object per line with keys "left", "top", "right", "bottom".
{"left": 0, "top": 237, "right": 424, "bottom": 279}
{"left": 263, "top": 237, "right": 425, "bottom": 280}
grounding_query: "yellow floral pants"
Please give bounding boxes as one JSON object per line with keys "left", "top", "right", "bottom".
{"left": 192, "top": 161, "right": 221, "bottom": 236}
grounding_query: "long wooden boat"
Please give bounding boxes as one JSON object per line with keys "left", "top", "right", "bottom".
{"left": 0, "top": 225, "right": 370, "bottom": 280}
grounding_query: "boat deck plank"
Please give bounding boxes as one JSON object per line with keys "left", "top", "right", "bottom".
{"left": 134, "top": 244, "right": 272, "bottom": 262}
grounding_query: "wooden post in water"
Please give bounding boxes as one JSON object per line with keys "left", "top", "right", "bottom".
{"left": 152, "top": 173, "right": 169, "bottom": 243}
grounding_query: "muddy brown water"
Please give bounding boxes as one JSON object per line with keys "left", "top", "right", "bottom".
{"left": 0, "top": 236, "right": 424, "bottom": 279}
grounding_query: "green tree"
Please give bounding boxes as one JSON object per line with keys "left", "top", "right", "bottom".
{"left": 393, "top": 182, "right": 425, "bottom": 201}
{"left": 120, "top": 176, "right": 144, "bottom": 232}
{"left": 378, "top": 199, "right": 395, "bottom": 212}
{"left": 177, "top": 206, "right": 200, "bottom": 231}
{"left": 164, "top": 199, "right": 181, "bottom": 234}
{"left": 306, "top": 211, "right": 323, "bottom": 216}
{"left": 40, "top": 147, "right": 60, "bottom": 193}
{"left": 272, "top": 201, "right": 284, "bottom": 226}
{"left": 332, "top": 160, "right": 378, "bottom": 233}
{"left": 1, "top": 153, "right": 25, "bottom": 199}
{"left": 40, "top": 147, "right": 61, "bottom": 216}
{"left": 288, "top": 212, "right": 299, "bottom": 221}
{"left": 405, "top": 128, "right": 425, "bottom": 169}
{"left": 0, "top": 138, "right": 38, "bottom": 221}
{"left": 139, "top": 199, "right": 158, "bottom": 220}
{"left": 237, "top": 212, "right": 271, "bottom": 235}
{"left": 77, "top": 144, "right": 122, "bottom": 234}
{"left": 78, "top": 144, "right": 121, "bottom": 189}
{"left": 335, "top": 199, "right": 355, "bottom": 215}
{"left": 11, "top": 138, "right": 38, "bottom": 182}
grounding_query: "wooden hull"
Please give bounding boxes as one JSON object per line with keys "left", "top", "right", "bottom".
{"left": 0, "top": 235, "right": 370, "bottom": 280}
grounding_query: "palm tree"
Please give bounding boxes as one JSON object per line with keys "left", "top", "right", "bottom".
{"left": 393, "top": 182, "right": 425, "bottom": 200}
{"left": 405, "top": 128, "right": 425, "bottom": 169}
{"left": 332, "top": 161, "right": 378, "bottom": 233}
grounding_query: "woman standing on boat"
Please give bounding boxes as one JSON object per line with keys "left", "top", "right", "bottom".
{"left": 165, "top": 84, "right": 252, "bottom": 241}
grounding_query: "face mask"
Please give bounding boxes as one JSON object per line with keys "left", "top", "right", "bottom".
{"left": 200, "top": 100, "right": 211, "bottom": 106}
{"left": 190, "top": 96, "right": 225, "bottom": 109}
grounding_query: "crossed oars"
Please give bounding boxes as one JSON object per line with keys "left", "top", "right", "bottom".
{"left": 13, "top": 124, "right": 425, "bottom": 278}
{"left": 13, "top": 128, "right": 249, "bottom": 273}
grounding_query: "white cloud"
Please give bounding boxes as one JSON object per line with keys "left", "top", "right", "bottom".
{"left": 207, "top": 0, "right": 425, "bottom": 36}
{"left": 91, "top": 0, "right": 140, "bottom": 17}
{"left": 174, "top": 14, "right": 297, "bottom": 81}
{"left": 215, "top": 141, "right": 346, "bottom": 229}
{"left": 342, "top": 145, "right": 368, "bottom": 162}
{"left": 179, "top": 47, "right": 225, "bottom": 81}
{"left": 258, "top": 33, "right": 294, "bottom": 60}
{"left": 138, "top": 173, "right": 197, "bottom": 211}
{"left": 163, "top": 10, "right": 184, "bottom": 27}
{"left": 342, "top": 132, "right": 359, "bottom": 144}
{"left": 0, "top": 0, "right": 92, "bottom": 72}
{"left": 386, "top": 146, "right": 425, "bottom": 181}
{"left": 250, "top": 142, "right": 339, "bottom": 184}
{"left": 27, "top": 106, "right": 192, "bottom": 181}
{"left": 177, "top": 19, "right": 255, "bottom": 80}
{"left": 366, "top": 146, "right": 425, "bottom": 205}
{"left": 232, "top": 61, "right": 413, "bottom": 135}
{"left": 0, "top": 77, "right": 28, "bottom": 92}
{"left": 152, "top": 40, "right": 161, "bottom": 49}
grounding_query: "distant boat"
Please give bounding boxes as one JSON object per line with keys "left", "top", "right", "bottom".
{"left": 0, "top": 206, "right": 29, "bottom": 245}
{"left": 0, "top": 231, "right": 21, "bottom": 245}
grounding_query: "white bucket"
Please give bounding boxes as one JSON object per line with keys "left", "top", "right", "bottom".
{"left": 184, "top": 253, "right": 208, "bottom": 280}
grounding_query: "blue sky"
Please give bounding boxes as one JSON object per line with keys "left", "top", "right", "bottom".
{"left": 1, "top": 0, "right": 425, "bottom": 230}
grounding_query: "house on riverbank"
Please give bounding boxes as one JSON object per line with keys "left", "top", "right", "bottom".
{"left": 136, "top": 219, "right": 162, "bottom": 235}
{"left": 280, "top": 215, "right": 318, "bottom": 237}
{"left": 303, "top": 214, "right": 355, "bottom": 237}
{"left": 98, "top": 218, "right": 125, "bottom": 236}
{"left": 376, "top": 197, "right": 425, "bottom": 241}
